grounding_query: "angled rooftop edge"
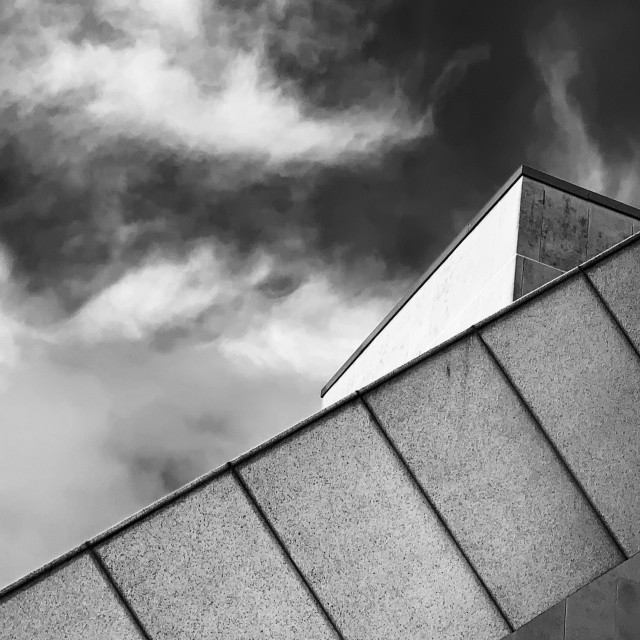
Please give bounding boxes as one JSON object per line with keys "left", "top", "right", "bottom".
{"left": 320, "top": 166, "right": 640, "bottom": 399}
{"left": 2, "top": 228, "right": 639, "bottom": 617}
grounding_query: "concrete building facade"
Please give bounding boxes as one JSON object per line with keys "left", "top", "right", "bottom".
{"left": 2, "top": 168, "right": 640, "bottom": 639}
{"left": 321, "top": 166, "right": 640, "bottom": 407}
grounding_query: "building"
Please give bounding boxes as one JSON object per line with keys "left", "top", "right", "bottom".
{"left": 2, "top": 166, "right": 640, "bottom": 639}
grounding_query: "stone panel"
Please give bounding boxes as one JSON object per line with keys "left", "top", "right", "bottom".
{"left": 97, "top": 471, "right": 337, "bottom": 640}
{"left": 586, "top": 203, "right": 634, "bottom": 259}
{"left": 240, "top": 400, "right": 509, "bottom": 640}
{"left": 617, "top": 578, "right": 640, "bottom": 640}
{"left": 0, "top": 553, "right": 143, "bottom": 640}
{"left": 587, "top": 239, "right": 640, "bottom": 351}
{"left": 517, "top": 177, "right": 545, "bottom": 261}
{"left": 518, "top": 256, "right": 564, "bottom": 298}
{"left": 539, "top": 185, "right": 589, "bottom": 270}
{"left": 481, "top": 275, "right": 640, "bottom": 554}
{"left": 365, "top": 334, "right": 620, "bottom": 627}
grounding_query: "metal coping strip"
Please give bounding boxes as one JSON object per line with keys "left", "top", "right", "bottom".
{"left": 229, "top": 463, "right": 347, "bottom": 640}
{"left": 357, "top": 391, "right": 515, "bottom": 633}
{"left": 476, "top": 331, "right": 629, "bottom": 561}
{"left": 321, "top": 165, "right": 640, "bottom": 398}
{"left": 87, "top": 545, "right": 155, "bottom": 640}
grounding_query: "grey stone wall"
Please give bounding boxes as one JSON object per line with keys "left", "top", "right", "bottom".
{"left": 2, "top": 234, "right": 640, "bottom": 639}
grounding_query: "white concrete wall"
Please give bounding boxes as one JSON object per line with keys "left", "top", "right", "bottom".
{"left": 322, "top": 178, "right": 523, "bottom": 407}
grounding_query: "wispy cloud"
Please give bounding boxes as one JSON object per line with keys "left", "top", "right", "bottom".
{"left": 1, "top": 0, "right": 424, "bottom": 170}
{"left": 0, "top": 0, "right": 490, "bottom": 590}
{"left": 528, "top": 18, "right": 640, "bottom": 203}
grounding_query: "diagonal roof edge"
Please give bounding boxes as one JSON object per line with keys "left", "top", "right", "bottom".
{"left": 1, "top": 227, "right": 639, "bottom": 605}
{"left": 320, "top": 165, "right": 640, "bottom": 398}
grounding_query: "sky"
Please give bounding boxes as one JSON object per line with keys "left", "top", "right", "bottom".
{"left": 1, "top": 0, "right": 640, "bottom": 588}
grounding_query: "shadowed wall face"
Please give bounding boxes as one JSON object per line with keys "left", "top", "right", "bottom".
{"left": 505, "top": 552, "right": 640, "bottom": 640}
{"left": 514, "top": 178, "right": 640, "bottom": 298}
{"left": 322, "top": 173, "right": 640, "bottom": 407}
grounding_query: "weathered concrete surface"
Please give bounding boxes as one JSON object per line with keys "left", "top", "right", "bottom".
{"left": 513, "top": 255, "right": 564, "bottom": 299}
{"left": 586, "top": 203, "right": 635, "bottom": 259}
{"left": 501, "top": 552, "right": 640, "bottom": 640}
{"left": 0, "top": 553, "right": 143, "bottom": 640}
{"left": 516, "top": 177, "right": 545, "bottom": 261}
{"left": 365, "top": 334, "right": 621, "bottom": 627}
{"left": 97, "top": 471, "right": 338, "bottom": 640}
{"left": 481, "top": 276, "right": 640, "bottom": 555}
{"left": 587, "top": 237, "right": 640, "bottom": 351}
{"left": 239, "top": 401, "right": 510, "bottom": 640}
{"left": 324, "top": 175, "right": 638, "bottom": 406}
{"left": 617, "top": 579, "right": 640, "bottom": 640}
{"left": 539, "top": 183, "right": 590, "bottom": 270}
{"left": 505, "top": 601, "right": 565, "bottom": 640}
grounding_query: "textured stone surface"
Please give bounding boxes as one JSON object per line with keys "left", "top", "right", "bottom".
{"left": 586, "top": 204, "right": 634, "bottom": 259}
{"left": 587, "top": 239, "right": 640, "bottom": 351}
{"left": 97, "top": 471, "right": 337, "bottom": 640}
{"left": 539, "top": 185, "right": 589, "bottom": 270}
{"left": 366, "top": 334, "right": 620, "bottom": 627}
{"left": 506, "top": 601, "right": 565, "bottom": 640}
{"left": 481, "top": 275, "right": 640, "bottom": 555}
{"left": 517, "top": 177, "right": 545, "bottom": 261}
{"left": 514, "top": 255, "right": 564, "bottom": 299}
{"left": 240, "top": 400, "right": 509, "bottom": 640}
{"left": 0, "top": 553, "right": 142, "bottom": 640}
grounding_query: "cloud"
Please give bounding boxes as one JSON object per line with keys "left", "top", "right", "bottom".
{"left": 0, "top": 236, "right": 402, "bottom": 589}
{"left": 1, "top": 0, "right": 425, "bottom": 170}
{"left": 528, "top": 18, "right": 640, "bottom": 204}
{"left": 0, "top": 0, "right": 488, "bottom": 592}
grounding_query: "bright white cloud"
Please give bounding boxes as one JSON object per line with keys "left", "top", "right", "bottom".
{"left": 1, "top": 0, "right": 425, "bottom": 168}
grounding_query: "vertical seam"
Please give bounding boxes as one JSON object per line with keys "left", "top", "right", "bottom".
{"left": 476, "top": 330, "right": 629, "bottom": 560}
{"left": 86, "top": 544, "right": 156, "bottom": 640}
{"left": 356, "top": 390, "right": 515, "bottom": 633}
{"left": 228, "top": 463, "right": 347, "bottom": 640}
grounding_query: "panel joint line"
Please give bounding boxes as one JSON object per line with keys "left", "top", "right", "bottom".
{"left": 228, "top": 463, "right": 347, "bottom": 640}
{"left": 475, "top": 330, "right": 629, "bottom": 560}
{"left": 86, "top": 544, "right": 156, "bottom": 640}
{"left": 579, "top": 267, "right": 640, "bottom": 363}
{"left": 356, "top": 390, "right": 515, "bottom": 633}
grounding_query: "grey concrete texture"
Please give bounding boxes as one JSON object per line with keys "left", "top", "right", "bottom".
{"left": 587, "top": 238, "right": 640, "bottom": 351}
{"left": 513, "top": 255, "right": 564, "bottom": 299}
{"left": 517, "top": 177, "right": 546, "bottom": 262}
{"left": 617, "top": 578, "right": 640, "bottom": 640}
{"left": 365, "top": 334, "right": 621, "bottom": 628}
{"left": 481, "top": 275, "right": 640, "bottom": 555}
{"left": 239, "top": 400, "right": 510, "bottom": 640}
{"left": 586, "top": 203, "right": 634, "bottom": 260}
{"left": 517, "top": 177, "right": 636, "bottom": 271}
{"left": 564, "top": 552, "right": 640, "bottom": 640}
{"left": 97, "top": 470, "right": 338, "bottom": 640}
{"left": 0, "top": 553, "right": 143, "bottom": 640}
{"left": 501, "top": 551, "right": 640, "bottom": 640}
{"left": 504, "top": 601, "right": 565, "bottom": 640}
